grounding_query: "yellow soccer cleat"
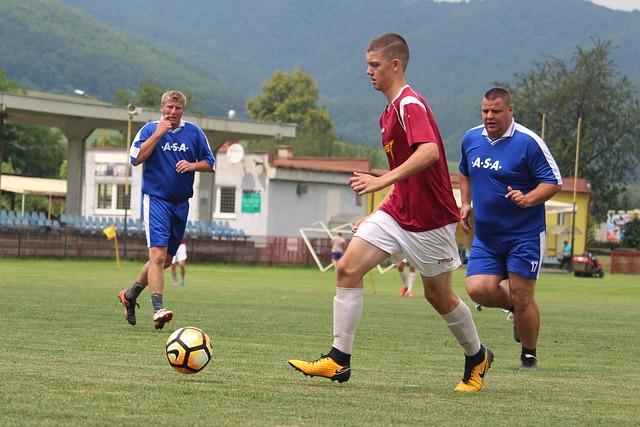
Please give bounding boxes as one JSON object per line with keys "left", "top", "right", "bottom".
{"left": 454, "top": 347, "right": 493, "bottom": 392}
{"left": 288, "top": 354, "right": 351, "bottom": 383}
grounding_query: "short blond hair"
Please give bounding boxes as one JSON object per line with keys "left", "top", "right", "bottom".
{"left": 161, "top": 90, "right": 187, "bottom": 107}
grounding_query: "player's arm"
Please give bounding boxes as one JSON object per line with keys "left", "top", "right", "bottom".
{"left": 175, "top": 129, "right": 216, "bottom": 174}
{"left": 505, "top": 182, "right": 561, "bottom": 208}
{"left": 132, "top": 117, "right": 173, "bottom": 166}
{"left": 506, "top": 140, "right": 562, "bottom": 208}
{"left": 458, "top": 172, "right": 473, "bottom": 234}
{"left": 349, "top": 142, "right": 438, "bottom": 195}
{"left": 176, "top": 160, "right": 214, "bottom": 174}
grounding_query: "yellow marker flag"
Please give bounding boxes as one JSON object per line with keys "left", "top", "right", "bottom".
{"left": 103, "top": 224, "right": 120, "bottom": 268}
{"left": 103, "top": 225, "right": 117, "bottom": 240}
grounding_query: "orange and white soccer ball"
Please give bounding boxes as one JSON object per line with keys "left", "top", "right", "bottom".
{"left": 165, "top": 327, "right": 213, "bottom": 374}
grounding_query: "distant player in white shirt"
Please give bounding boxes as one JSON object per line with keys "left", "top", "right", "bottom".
{"left": 171, "top": 237, "right": 188, "bottom": 287}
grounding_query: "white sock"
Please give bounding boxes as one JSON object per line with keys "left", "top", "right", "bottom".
{"left": 398, "top": 271, "right": 407, "bottom": 287}
{"left": 441, "top": 299, "right": 482, "bottom": 356}
{"left": 332, "top": 287, "right": 364, "bottom": 354}
{"left": 407, "top": 272, "right": 416, "bottom": 292}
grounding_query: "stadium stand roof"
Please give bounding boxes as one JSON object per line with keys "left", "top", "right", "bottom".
{"left": 0, "top": 175, "right": 67, "bottom": 197}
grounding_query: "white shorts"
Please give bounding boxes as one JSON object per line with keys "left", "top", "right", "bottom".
{"left": 354, "top": 210, "right": 461, "bottom": 277}
{"left": 172, "top": 243, "right": 187, "bottom": 264}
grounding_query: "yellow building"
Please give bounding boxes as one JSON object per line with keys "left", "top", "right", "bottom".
{"left": 367, "top": 176, "right": 592, "bottom": 257}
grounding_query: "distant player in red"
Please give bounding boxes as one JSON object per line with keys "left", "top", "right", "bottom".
{"left": 289, "top": 33, "right": 492, "bottom": 392}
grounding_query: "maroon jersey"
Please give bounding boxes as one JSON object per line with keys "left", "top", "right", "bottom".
{"left": 378, "top": 85, "right": 460, "bottom": 232}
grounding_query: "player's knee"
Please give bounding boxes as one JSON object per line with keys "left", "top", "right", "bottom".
{"left": 335, "top": 259, "right": 359, "bottom": 284}
{"left": 511, "top": 291, "right": 534, "bottom": 310}
{"left": 465, "top": 282, "right": 485, "bottom": 302}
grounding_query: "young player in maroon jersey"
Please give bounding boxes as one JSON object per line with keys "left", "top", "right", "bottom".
{"left": 289, "top": 33, "right": 492, "bottom": 392}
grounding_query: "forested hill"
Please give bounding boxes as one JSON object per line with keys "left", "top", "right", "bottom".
{"left": 4, "top": 0, "right": 640, "bottom": 157}
{"left": 0, "top": 0, "right": 243, "bottom": 115}
{"left": 58, "top": 0, "right": 640, "bottom": 154}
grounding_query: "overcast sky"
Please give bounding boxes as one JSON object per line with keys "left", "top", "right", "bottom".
{"left": 589, "top": 0, "right": 640, "bottom": 10}
{"left": 435, "top": 0, "right": 640, "bottom": 11}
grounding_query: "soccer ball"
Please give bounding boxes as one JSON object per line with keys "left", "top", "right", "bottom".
{"left": 165, "top": 327, "right": 213, "bottom": 374}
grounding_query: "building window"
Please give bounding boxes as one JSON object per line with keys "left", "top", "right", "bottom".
{"left": 96, "top": 183, "right": 130, "bottom": 212}
{"left": 97, "top": 184, "right": 112, "bottom": 209}
{"left": 116, "top": 184, "right": 131, "bottom": 210}
{"left": 219, "top": 186, "right": 236, "bottom": 214}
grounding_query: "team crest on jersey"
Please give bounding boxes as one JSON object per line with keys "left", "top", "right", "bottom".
{"left": 471, "top": 157, "right": 501, "bottom": 171}
{"left": 162, "top": 142, "right": 189, "bottom": 152}
{"left": 383, "top": 139, "right": 395, "bottom": 161}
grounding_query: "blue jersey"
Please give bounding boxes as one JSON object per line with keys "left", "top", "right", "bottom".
{"left": 459, "top": 120, "right": 562, "bottom": 240}
{"left": 130, "top": 120, "right": 215, "bottom": 202}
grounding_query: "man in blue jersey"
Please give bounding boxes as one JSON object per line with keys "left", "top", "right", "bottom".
{"left": 117, "top": 90, "right": 215, "bottom": 329}
{"left": 458, "top": 87, "right": 562, "bottom": 370}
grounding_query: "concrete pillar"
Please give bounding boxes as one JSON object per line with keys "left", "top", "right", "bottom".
{"left": 62, "top": 125, "right": 94, "bottom": 216}
{"left": 198, "top": 172, "right": 216, "bottom": 221}
{"left": 66, "top": 137, "right": 85, "bottom": 215}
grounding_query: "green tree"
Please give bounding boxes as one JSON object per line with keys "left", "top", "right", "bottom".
{"left": 1, "top": 68, "right": 66, "bottom": 179}
{"left": 4, "top": 125, "right": 66, "bottom": 178}
{"left": 0, "top": 69, "right": 22, "bottom": 93}
{"left": 501, "top": 40, "right": 640, "bottom": 221}
{"left": 622, "top": 219, "right": 640, "bottom": 249}
{"left": 246, "top": 69, "right": 337, "bottom": 157}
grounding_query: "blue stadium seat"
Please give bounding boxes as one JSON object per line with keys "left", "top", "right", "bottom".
{"left": 38, "top": 211, "right": 46, "bottom": 221}
{"left": 0, "top": 210, "right": 7, "bottom": 219}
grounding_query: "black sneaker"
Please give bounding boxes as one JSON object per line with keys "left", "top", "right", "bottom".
{"left": 520, "top": 354, "right": 538, "bottom": 371}
{"left": 117, "top": 290, "right": 139, "bottom": 325}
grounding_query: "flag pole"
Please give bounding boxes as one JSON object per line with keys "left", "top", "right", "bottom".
{"left": 114, "top": 231, "right": 121, "bottom": 269}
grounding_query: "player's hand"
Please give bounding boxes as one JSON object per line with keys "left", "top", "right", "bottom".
{"left": 175, "top": 160, "right": 194, "bottom": 174}
{"left": 351, "top": 215, "right": 370, "bottom": 233}
{"left": 155, "top": 116, "right": 173, "bottom": 136}
{"left": 459, "top": 204, "right": 472, "bottom": 235}
{"left": 349, "top": 172, "right": 385, "bottom": 195}
{"left": 505, "top": 186, "right": 531, "bottom": 208}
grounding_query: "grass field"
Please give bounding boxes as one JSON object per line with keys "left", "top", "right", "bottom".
{"left": 1, "top": 258, "right": 639, "bottom": 426}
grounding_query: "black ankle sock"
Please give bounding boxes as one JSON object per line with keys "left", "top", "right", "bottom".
{"left": 328, "top": 347, "right": 351, "bottom": 366}
{"left": 521, "top": 347, "right": 537, "bottom": 359}
{"left": 466, "top": 345, "right": 485, "bottom": 366}
{"left": 127, "top": 282, "right": 145, "bottom": 301}
{"left": 507, "top": 306, "right": 515, "bottom": 314}
{"left": 150, "top": 293, "right": 164, "bottom": 312}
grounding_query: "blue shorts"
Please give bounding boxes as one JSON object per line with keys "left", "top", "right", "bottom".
{"left": 466, "top": 232, "right": 546, "bottom": 280}
{"left": 331, "top": 251, "right": 343, "bottom": 261}
{"left": 142, "top": 194, "right": 189, "bottom": 256}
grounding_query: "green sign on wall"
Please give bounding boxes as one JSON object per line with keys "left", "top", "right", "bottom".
{"left": 241, "top": 190, "right": 261, "bottom": 213}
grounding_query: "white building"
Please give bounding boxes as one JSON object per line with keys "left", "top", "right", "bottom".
{"left": 83, "top": 145, "right": 370, "bottom": 237}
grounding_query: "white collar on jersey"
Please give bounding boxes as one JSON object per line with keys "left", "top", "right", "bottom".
{"left": 390, "top": 85, "right": 410, "bottom": 105}
{"left": 482, "top": 119, "right": 515, "bottom": 145}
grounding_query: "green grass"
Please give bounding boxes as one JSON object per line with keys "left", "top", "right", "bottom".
{"left": 1, "top": 259, "right": 638, "bottom": 426}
